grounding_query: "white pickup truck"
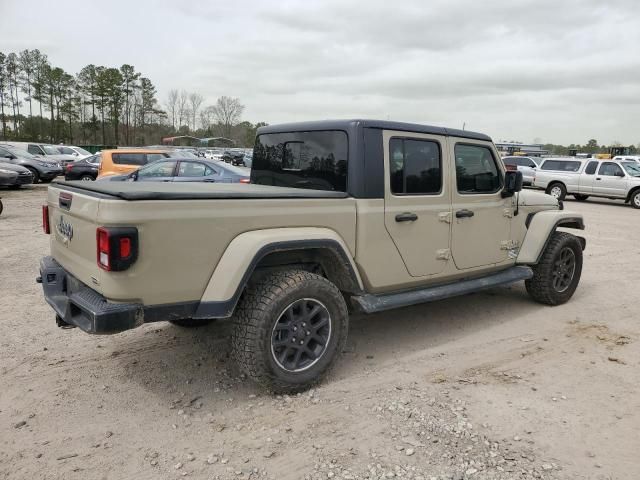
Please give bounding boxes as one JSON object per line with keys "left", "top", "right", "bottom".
{"left": 533, "top": 157, "right": 640, "bottom": 208}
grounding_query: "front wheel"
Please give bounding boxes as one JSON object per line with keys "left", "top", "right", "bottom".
{"left": 26, "top": 167, "right": 40, "bottom": 184}
{"left": 526, "top": 232, "right": 582, "bottom": 305}
{"left": 573, "top": 194, "right": 589, "bottom": 201}
{"left": 232, "top": 270, "right": 349, "bottom": 393}
{"left": 630, "top": 190, "right": 640, "bottom": 209}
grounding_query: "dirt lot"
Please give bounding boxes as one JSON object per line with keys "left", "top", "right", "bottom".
{"left": 1, "top": 185, "right": 638, "bottom": 480}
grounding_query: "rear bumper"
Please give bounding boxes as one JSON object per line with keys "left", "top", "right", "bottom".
{"left": 39, "top": 256, "right": 209, "bottom": 334}
{"left": 39, "top": 256, "right": 144, "bottom": 334}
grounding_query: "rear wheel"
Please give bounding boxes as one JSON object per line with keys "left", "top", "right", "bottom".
{"left": 526, "top": 232, "right": 582, "bottom": 305}
{"left": 546, "top": 182, "right": 566, "bottom": 201}
{"left": 80, "top": 174, "right": 94, "bottom": 181}
{"left": 169, "top": 318, "right": 216, "bottom": 328}
{"left": 232, "top": 270, "right": 348, "bottom": 393}
{"left": 630, "top": 190, "right": 640, "bottom": 209}
{"left": 573, "top": 194, "right": 589, "bottom": 201}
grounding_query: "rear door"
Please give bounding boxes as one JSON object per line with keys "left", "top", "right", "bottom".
{"left": 594, "top": 162, "right": 628, "bottom": 197}
{"left": 382, "top": 130, "right": 452, "bottom": 277}
{"left": 174, "top": 161, "right": 218, "bottom": 182}
{"left": 449, "top": 139, "right": 512, "bottom": 269}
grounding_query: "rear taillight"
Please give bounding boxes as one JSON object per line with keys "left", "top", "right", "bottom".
{"left": 66, "top": 163, "right": 73, "bottom": 173}
{"left": 239, "top": 178, "right": 250, "bottom": 184}
{"left": 96, "top": 227, "right": 138, "bottom": 271}
{"left": 42, "top": 205, "right": 50, "bottom": 234}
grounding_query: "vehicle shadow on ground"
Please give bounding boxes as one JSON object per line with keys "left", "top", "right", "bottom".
{"left": 113, "top": 283, "right": 546, "bottom": 400}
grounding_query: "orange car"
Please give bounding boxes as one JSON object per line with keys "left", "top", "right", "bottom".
{"left": 97, "top": 149, "right": 172, "bottom": 178}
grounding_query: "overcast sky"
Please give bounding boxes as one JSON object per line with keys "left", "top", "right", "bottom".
{"left": 2, "top": 0, "right": 639, "bottom": 145}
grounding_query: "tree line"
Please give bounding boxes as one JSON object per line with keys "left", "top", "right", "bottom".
{"left": 0, "top": 49, "right": 264, "bottom": 147}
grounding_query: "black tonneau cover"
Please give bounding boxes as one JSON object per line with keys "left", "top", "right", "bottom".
{"left": 53, "top": 180, "right": 349, "bottom": 201}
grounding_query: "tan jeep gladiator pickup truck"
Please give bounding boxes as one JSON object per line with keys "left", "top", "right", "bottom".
{"left": 39, "top": 120, "right": 586, "bottom": 392}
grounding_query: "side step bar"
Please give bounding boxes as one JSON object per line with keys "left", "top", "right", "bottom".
{"left": 351, "top": 266, "right": 533, "bottom": 314}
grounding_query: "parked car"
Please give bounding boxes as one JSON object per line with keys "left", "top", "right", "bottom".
{"left": 57, "top": 145, "right": 93, "bottom": 159}
{"left": 501, "top": 156, "right": 539, "bottom": 186}
{"left": 6, "top": 142, "right": 76, "bottom": 166}
{"left": 103, "top": 158, "right": 250, "bottom": 183}
{"left": 612, "top": 155, "right": 640, "bottom": 163}
{"left": 0, "top": 162, "right": 34, "bottom": 188}
{"left": 39, "top": 119, "right": 585, "bottom": 392}
{"left": 0, "top": 144, "right": 63, "bottom": 183}
{"left": 97, "top": 149, "right": 172, "bottom": 178}
{"left": 242, "top": 152, "right": 253, "bottom": 168}
{"left": 221, "top": 150, "right": 245, "bottom": 165}
{"left": 65, "top": 154, "right": 101, "bottom": 181}
{"left": 533, "top": 157, "right": 640, "bottom": 207}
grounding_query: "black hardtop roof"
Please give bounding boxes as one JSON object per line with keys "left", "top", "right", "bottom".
{"left": 257, "top": 119, "right": 491, "bottom": 142}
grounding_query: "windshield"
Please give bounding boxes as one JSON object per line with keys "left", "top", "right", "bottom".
{"left": 42, "top": 145, "right": 61, "bottom": 155}
{"left": 622, "top": 162, "right": 640, "bottom": 177}
{"left": 75, "top": 147, "right": 92, "bottom": 156}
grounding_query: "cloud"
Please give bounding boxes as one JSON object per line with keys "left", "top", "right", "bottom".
{"left": 1, "top": 0, "right": 640, "bottom": 144}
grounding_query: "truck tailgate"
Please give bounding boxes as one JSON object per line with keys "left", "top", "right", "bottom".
{"left": 47, "top": 185, "right": 104, "bottom": 292}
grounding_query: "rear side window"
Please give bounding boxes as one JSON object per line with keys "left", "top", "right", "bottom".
{"left": 585, "top": 161, "right": 598, "bottom": 175}
{"left": 178, "top": 162, "right": 214, "bottom": 177}
{"left": 112, "top": 153, "right": 147, "bottom": 166}
{"left": 389, "top": 138, "right": 441, "bottom": 195}
{"left": 455, "top": 144, "right": 502, "bottom": 194}
{"left": 252, "top": 131, "right": 348, "bottom": 191}
{"left": 541, "top": 160, "right": 581, "bottom": 172}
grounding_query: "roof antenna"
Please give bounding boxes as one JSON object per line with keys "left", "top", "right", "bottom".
{"left": 462, "top": 122, "right": 466, "bottom": 130}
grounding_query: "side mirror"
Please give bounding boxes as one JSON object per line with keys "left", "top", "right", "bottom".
{"left": 502, "top": 170, "right": 523, "bottom": 197}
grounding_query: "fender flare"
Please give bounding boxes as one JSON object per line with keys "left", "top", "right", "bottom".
{"left": 517, "top": 211, "right": 585, "bottom": 264}
{"left": 194, "top": 228, "right": 363, "bottom": 319}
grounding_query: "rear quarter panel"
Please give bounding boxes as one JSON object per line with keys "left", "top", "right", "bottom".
{"left": 93, "top": 197, "right": 357, "bottom": 305}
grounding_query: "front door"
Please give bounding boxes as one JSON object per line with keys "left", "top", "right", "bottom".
{"left": 594, "top": 162, "right": 628, "bottom": 197}
{"left": 449, "top": 140, "right": 512, "bottom": 270}
{"left": 578, "top": 161, "right": 599, "bottom": 194}
{"left": 383, "top": 131, "right": 452, "bottom": 277}
{"left": 136, "top": 160, "right": 177, "bottom": 182}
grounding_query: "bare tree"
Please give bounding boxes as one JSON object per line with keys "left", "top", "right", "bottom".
{"left": 177, "top": 89, "right": 188, "bottom": 130}
{"left": 199, "top": 105, "right": 215, "bottom": 131}
{"left": 188, "top": 92, "right": 204, "bottom": 132}
{"left": 166, "top": 89, "right": 178, "bottom": 131}
{"left": 211, "top": 96, "right": 244, "bottom": 138}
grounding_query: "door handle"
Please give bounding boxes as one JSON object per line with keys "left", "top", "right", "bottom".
{"left": 395, "top": 212, "right": 418, "bottom": 222}
{"left": 596, "top": 178, "right": 602, "bottom": 181}
{"left": 456, "top": 209, "right": 475, "bottom": 218}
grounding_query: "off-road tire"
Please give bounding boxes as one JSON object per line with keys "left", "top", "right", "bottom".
{"left": 169, "top": 318, "right": 216, "bottom": 328}
{"left": 630, "top": 190, "right": 640, "bottom": 209}
{"left": 232, "top": 270, "right": 349, "bottom": 393}
{"left": 573, "top": 194, "right": 589, "bottom": 201}
{"left": 546, "top": 182, "right": 566, "bottom": 201}
{"left": 26, "top": 167, "right": 39, "bottom": 184}
{"left": 526, "top": 232, "right": 582, "bottom": 305}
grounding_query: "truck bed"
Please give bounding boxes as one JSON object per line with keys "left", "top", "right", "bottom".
{"left": 53, "top": 180, "right": 349, "bottom": 200}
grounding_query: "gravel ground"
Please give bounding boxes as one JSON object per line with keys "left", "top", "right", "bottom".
{"left": 1, "top": 184, "right": 638, "bottom": 480}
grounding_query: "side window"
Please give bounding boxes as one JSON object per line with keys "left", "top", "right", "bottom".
{"left": 178, "top": 162, "right": 208, "bottom": 177}
{"left": 389, "top": 138, "right": 442, "bottom": 195}
{"left": 138, "top": 160, "right": 176, "bottom": 178}
{"left": 112, "top": 153, "right": 147, "bottom": 166}
{"left": 59, "top": 147, "right": 75, "bottom": 155}
{"left": 0, "top": 147, "right": 12, "bottom": 158}
{"left": 585, "top": 161, "right": 598, "bottom": 175}
{"left": 599, "top": 162, "right": 624, "bottom": 176}
{"left": 455, "top": 144, "right": 502, "bottom": 194}
{"left": 28, "top": 144, "right": 43, "bottom": 155}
